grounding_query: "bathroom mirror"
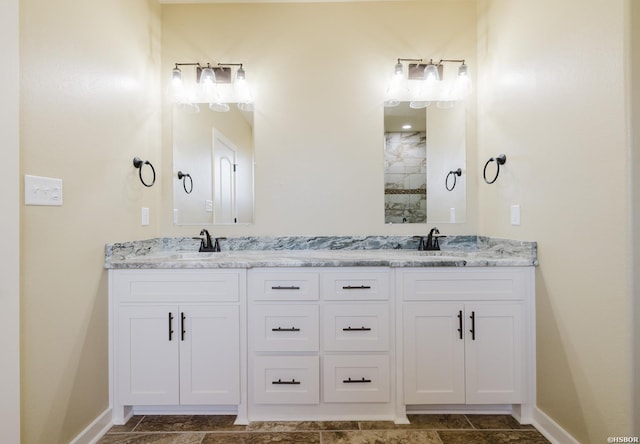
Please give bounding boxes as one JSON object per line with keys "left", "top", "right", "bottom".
{"left": 384, "top": 102, "right": 466, "bottom": 224}
{"left": 173, "top": 103, "right": 254, "bottom": 225}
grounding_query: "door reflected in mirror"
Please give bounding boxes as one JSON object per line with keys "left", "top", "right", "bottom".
{"left": 173, "top": 103, "right": 254, "bottom": 225}
{"left": 384, "top": 102, "right": 466, "bottom": 224}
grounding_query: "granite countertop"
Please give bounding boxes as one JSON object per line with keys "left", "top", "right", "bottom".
{"left": 104, "top": 236, "right": 538, "bottom": 269}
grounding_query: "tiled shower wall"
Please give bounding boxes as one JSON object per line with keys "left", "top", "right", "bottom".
{"left": 384, "top": 131, "right": 427, "bottom": 223}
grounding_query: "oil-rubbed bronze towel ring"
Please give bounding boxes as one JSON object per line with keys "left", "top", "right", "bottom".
{"left": 483, "top": 154, "right": 507, "bottom": 184}
{"left": 445, "top": 168, "right": 462, "bottom": 191}
{"left": 133, "top": 157, "right": 156, "bottom": 187}
{"left": 177, "top": 171, "right": 193, "bottom": 194}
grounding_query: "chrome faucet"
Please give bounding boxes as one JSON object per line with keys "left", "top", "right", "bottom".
{"left": 424, "top": 227, "right": 445, "bottom": 251}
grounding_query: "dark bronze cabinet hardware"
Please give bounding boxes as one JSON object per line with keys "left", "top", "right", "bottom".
{"left": 469, "top": 311, "right": 476, "bottom": 340}
{"left": 168, "top": 312, "right": 174, "bottom": 341}
{"left": 181, "top": 312, "right": 186, "bottom": 341}
{"left": 271, "top": 286, "right": 301, "bottom": 290}
{"left": 342, "top": 326, "right": 371, "bottom": 331}
{"left": 342, "top": 285, "right": 372, "bottom": 290}
{"left": 343, "top": 377, "right": 372, "bottom": 384}
{"left": 272, "top": 327, "right": 300, "bottom": 332}
{"left": 272, "top": 379, "right": 301, "bottom": 385}
{"left": 457, "top": 310, "right": 463, "bottom": 339}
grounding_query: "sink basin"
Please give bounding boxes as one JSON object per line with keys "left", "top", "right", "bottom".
{"left": 167, "top": 252, "right": 229, "bottom": 260}
{"left": 414, "top": 250, "right": 468, "bottom": 257}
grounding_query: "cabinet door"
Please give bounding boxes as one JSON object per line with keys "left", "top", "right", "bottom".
{"left": 403, "top": 302, "right": 465, "bottom": 404}
{"left": 179, "top": 305, "right": 240, "bottom": 405}
{"left": 464, "top": 303, "right": 524, "bottom": 404}
{"left": 116, "top": 305, "right": 180, "bottom": 405}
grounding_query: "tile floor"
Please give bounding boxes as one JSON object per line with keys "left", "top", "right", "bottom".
{"left": 98, "top": 414, "right": 550, "bottom": 443}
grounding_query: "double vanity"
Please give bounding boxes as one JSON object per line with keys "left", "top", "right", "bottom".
{"left": 105, "top": 235, "right": 537, "bottom": 426}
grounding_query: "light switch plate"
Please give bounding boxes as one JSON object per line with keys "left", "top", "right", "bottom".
{"left": 510, "top": 204, "right": 521, "bottom": 226}
{"left": 24, "top": 175, "right": 63, "bottom": 206}
{"left": 141, "top": 207, "right": 150, "bottom": 226}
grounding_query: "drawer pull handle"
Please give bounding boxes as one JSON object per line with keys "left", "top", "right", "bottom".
{"left": 457, "top": 310, "right": 463, "bottom": 340}
{"left": 272, "top": 327, "right": 301, "bottom": 332}
{"left": 470, "top": 311, "right": 476, "bottom": 340}
{"left": 342, "top": 285, "right": 372, "bottom": 290}
{"left": 181, "top": 312, "right": 186, "bottom": 341}
{"left": 343, "top": 326, "right": 371, "bottom": 331}
{"left": 168, "top": 312, "right": 174, "bottom": 341}
{"left": 271, "top": 285, "right": 301, "bottom": 290}
{"left": 343, "top": 377, "right": 372, "bottom": 384}
{"left": 272, "top": 379, "right": 301, "bottom": 385}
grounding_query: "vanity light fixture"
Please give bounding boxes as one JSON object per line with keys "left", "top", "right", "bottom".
{"left": 385, "top": 57, "right": 471, "bottom": 106}
{"left": 170, "top": 61, "right": 254, "bottom": 112}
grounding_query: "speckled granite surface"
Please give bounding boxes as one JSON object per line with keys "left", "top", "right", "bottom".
{"left": 105, "top": 236, "right": 537, "bottom": 269}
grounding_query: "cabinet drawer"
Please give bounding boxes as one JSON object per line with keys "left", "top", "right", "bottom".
{"left": 113, "top": 269, "right": 240, "bottom": 303}
{"left": 321, "top": 270, "right": 390, "bottom": 301}
{"left": 249, "top": 270, "right": 319, "bottom": 301}
{"left": 250, "top": 304, "right": 319, "bottom": 352}
{"left": 400, "top": 269, "right": 527, "bottom": 301}
{"left": 253, "top": 356, "right": 319, "bottom": 405}
{"left": 323, "top": 355, "right": 390, "bottom": 403}
{"left": 323, "top": 303, "right": 390, "bottom": 351}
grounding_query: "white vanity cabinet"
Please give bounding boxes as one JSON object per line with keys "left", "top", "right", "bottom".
{"left": 247, "top": 267, "right": 394, "bottom": 421}
{"left": 397, "top": 267, "right": 534, "bottom": 417}
{"left": 109, "top": 269, "right": 246, "bottom": 425}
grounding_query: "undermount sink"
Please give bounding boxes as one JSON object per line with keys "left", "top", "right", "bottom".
{"left": 415, "top": 250, "right": 468, "bottom": 257}
{"left": 167, "top": 252, "right": 229, "bottom": 260}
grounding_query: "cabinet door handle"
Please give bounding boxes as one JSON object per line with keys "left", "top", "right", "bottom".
{"left": 343, "top": 326, "right": 371, "bottom": 331}
{"left": 272, "top": 379, "right": 301, "bottom": 385}
{"left": 343, "top": 377, "right": 372, "bottom": 384}
{"left": 181, "top": 312, "right": 186, "bottom": 341}
{"left": 457, "top": 310, "right": 463, "bottom": 339}
{"left": 271, "top": 327, "right": 300, "bottom": 332}
{"left": 342, "top": 285, "right": 371, "bottom": 290}
{"left": 469, "top": 311, "right": 475, "bottom": 340}
{"left": 168, "top": 312, "right": 174, "bottom": 341}
{"left": 271, "top": 285, "right": 300, "bottom": 290}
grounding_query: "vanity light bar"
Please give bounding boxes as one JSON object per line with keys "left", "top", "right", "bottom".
{"left": 398, "top": 58, "right": 468, "bottom": 81}
{"left": 173, "top": 62, "right": 241, "bottom": 84}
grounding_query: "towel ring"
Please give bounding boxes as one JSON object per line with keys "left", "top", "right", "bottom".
{"left": 177, "top": 171, "right": 193, "bottom": 194}
{"left": 133, "top": 157, "right": 156, "bottom": 187}
{"left": 445, "top": 168, "right": 462, "bottom": 191}
{"left": 483, "top": 154, "right": 507, "bottom": 184}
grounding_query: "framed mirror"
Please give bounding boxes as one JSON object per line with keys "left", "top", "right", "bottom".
{"left": 384, "top": 102, "right": 466, "bottom": 224}
{"left": 173, "top": 103, "right": 254, "bottom": 225}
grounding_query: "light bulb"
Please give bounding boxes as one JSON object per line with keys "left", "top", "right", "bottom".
{"left": 394, "top": 62, "right": 403, "bottom": 77}
{"left": 458, "top": 62, "right": 468, "bottom": 77}
{"left": 236, "top": 66, "right": 246, "bottom": 81}
{"left": 424, "top": 63, "right": 439, "bottom": 81}
{"left": 237, "top": 102, "right": 254, "bottom": 112}
{"left": 171, "top": 67, "right": 182, "bottom": 87}
{"left": 209, "top": 102, "right": 230, "bottom": 112}
{"left": 200, "top": 66, "right": 216, "bottom": 84}
{"left": 409, "top": 101, "right": 431, "bottom": 109}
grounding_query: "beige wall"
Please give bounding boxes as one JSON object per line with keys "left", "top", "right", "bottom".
{"left": 477, "top": 0, "right": 633, "bottom": 441}
{"left": 1, "top": 0, "right": 20, "bottom": 442}
{"left": 160, "top": 1, "right": 478, "bottom": 237}
{"left": 19, "top": 0, "right": 161, "bottom": 442}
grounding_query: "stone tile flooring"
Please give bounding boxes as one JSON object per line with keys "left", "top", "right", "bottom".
{"left": 98, "top": 414, "right": 550, "bottom": 443}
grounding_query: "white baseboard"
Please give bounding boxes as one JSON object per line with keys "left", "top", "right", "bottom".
{"left": 532, "top": 407, "right": 580, "bottom": 444}
{"left": 69, "top": 408, "right": 112, "bottom": 444}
